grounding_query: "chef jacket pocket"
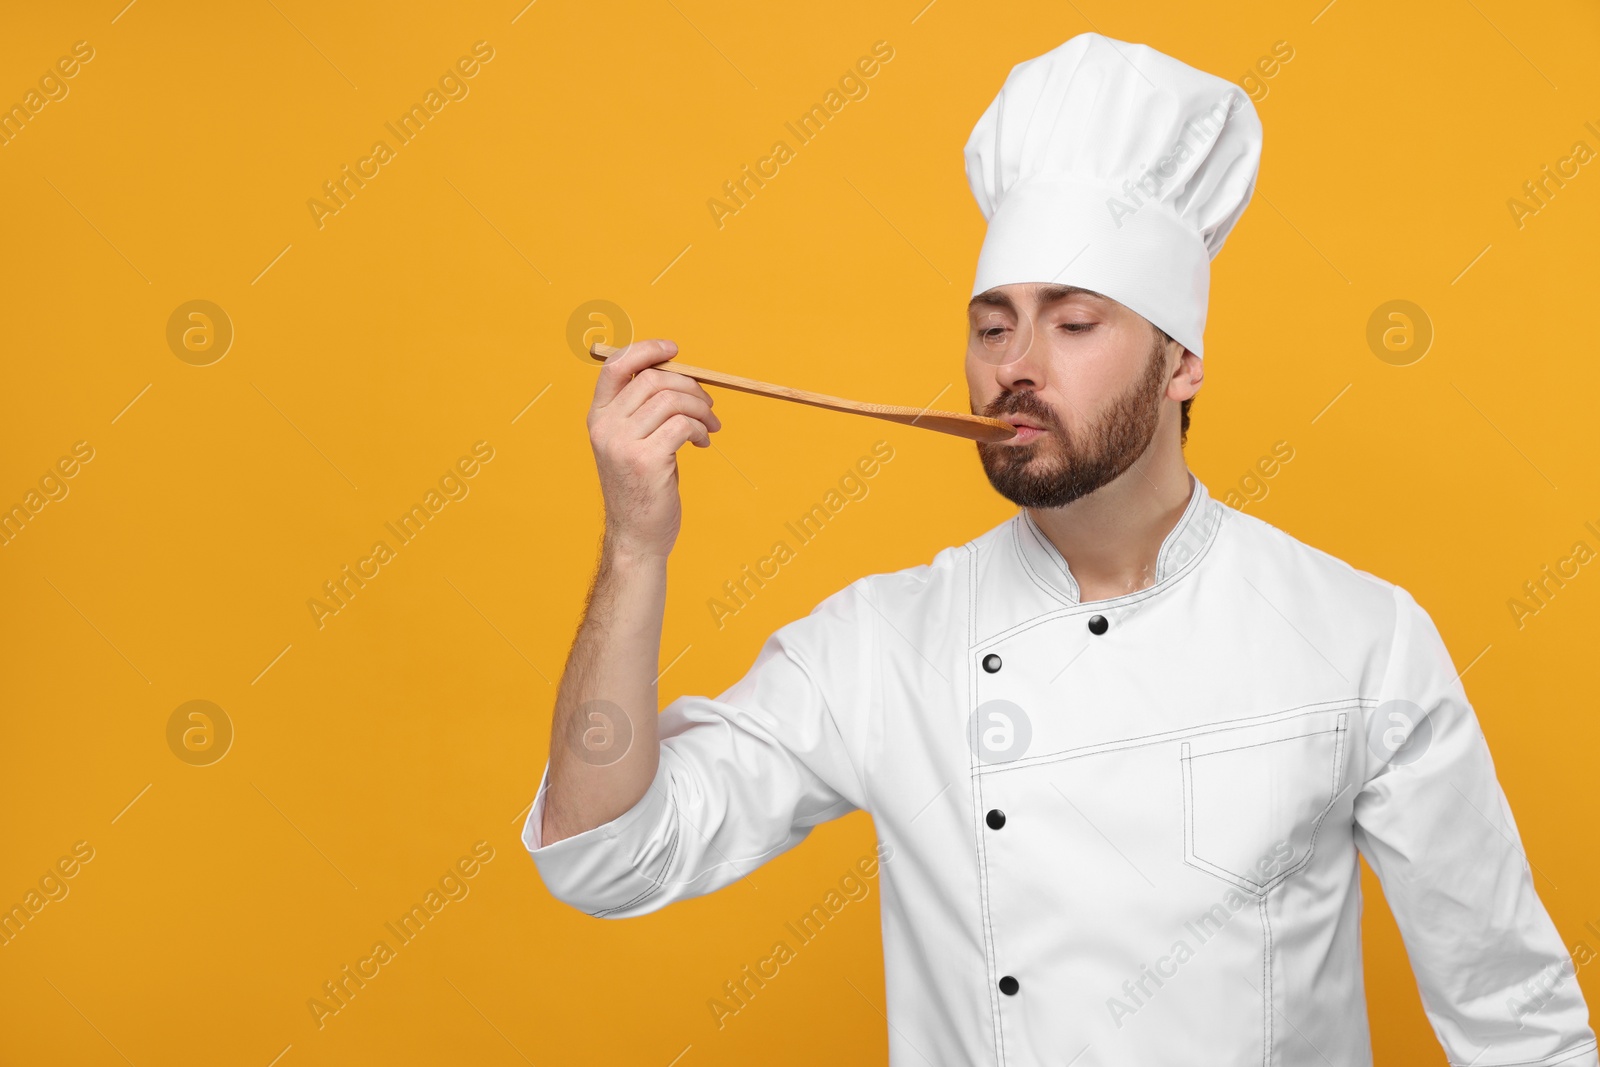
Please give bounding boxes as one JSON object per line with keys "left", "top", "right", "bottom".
{"left": 1180, "top": 709, "right": 1350, "bottom": 894}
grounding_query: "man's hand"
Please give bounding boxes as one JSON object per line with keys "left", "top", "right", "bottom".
{"left": 587, "top": 338, "right": 721, "bottom": 562}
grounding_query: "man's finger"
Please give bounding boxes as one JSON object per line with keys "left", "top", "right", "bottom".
{"left": 592, "top": 339, "right": 680, "bottom": 408}
{"left": 612, "top": 365, "right": 715, "bottom": 420}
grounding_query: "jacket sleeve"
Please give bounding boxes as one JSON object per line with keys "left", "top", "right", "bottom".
{"left": 521, "top": 577, "right": 877, "bottom": 918}
{"left": 1352, "top": 584, "right": 1598, "bottom": 1067}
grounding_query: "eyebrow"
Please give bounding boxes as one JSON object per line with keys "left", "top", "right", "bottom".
{"left": 967, "top": 284, "right": 1107, "bottom": 314}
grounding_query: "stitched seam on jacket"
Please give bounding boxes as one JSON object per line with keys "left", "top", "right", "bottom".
{"left": 978, "top": 698, "right": 1368, "bottom": 778}
{"left": 1014, "top": 512, "right": 1077, "bottom": 606}
{"left": 1266, "top": 716, "right": 1352, "bottom": 892}
{"left": 1179, "top": 715, "right": 1352, "bottom": 893}
{"left": 1158, "top": 474, "right": 1208, "bottom": 577}
{"left": 982, "top": 501, "right": 1222, "bottom": 647}
{"left": 1259, "top": 893, "right": 1273, "bottom": 1067}
{"left": 1014, "top": 480, "right": 1213, "bottom": 605}
{"left": 1180, "top": 740, "right": 1262, "bottom": 894}
{"left": 596, "top": 794, "right": 677, "bottom": 917}
{"left": 1195, "top": 726, "right": 1346, "bottom": 759}
{"left": 966, "top": 543, "right": 1007, "bottom": 1066}
{"left": 593, "top": 783, "right": 680, "bottom": 918}
{"left": 1450, "top": 1041, "right": 1600, "bottom": 1067}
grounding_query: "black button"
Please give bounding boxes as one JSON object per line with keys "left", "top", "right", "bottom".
{"left": 1087, "top": 614, "right": 1108, "bottom": 635}
{"left": 986, "top": 809, "right": 1006, "bottom": 830}
{"left": 999, "top": 975, "right": 1020, "bottom": 995}
{"left": 982, "top": 653, "right": 1002, "bottom": 673}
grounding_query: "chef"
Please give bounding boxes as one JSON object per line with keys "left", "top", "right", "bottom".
{"left": 523, "top": 32, "right": 1598, "bottom": 1067}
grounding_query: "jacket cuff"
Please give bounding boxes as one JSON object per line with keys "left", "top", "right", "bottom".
{"left": 1536, "top": 1042, "right": 1599, "bottom": 1067}
{"left": 520, "top": 756, "right": 675, "bottom": 916}
{"left": 1453, "top": 1040, "right": 1600, "bottom": 1067}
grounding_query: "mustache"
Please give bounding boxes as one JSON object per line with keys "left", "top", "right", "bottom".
{"left": 979, "top": 391, "right": 1061, "bottom": 430}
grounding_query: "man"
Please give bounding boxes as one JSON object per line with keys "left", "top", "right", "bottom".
{"left": 524, "top": 32, "right": 1597, "bottom": 1066}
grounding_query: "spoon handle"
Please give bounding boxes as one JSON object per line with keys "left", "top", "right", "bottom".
{"left": 588, "top": 342, "right": 1016, "bottom": 444}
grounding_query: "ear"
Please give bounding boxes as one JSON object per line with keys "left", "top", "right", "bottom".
{"left": 1168, "top": 344, "right": 1203, "bottom": 403}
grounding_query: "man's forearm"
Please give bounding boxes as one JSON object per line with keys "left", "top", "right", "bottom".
{"left": 541, "top": 541, "right": 667, "bottom": 847}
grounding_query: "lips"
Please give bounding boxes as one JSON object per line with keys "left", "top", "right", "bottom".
{"left": 1000, "top": 414, "right": 1047, "bottom": 432}
{"left": 1004, "top": 425, "right": 1044, "bottom": 444}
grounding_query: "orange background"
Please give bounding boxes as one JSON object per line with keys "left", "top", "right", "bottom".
{"left": 2, "top": 1, "right": 1598, "bottom": 1063}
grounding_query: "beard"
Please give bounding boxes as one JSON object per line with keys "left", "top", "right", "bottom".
{"left": 975, "top": 331, "right": 1169, "bottom": 510}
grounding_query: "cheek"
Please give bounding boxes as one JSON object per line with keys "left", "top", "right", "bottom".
{"left": 1079, "top": 365, "right": 1128, "bottom": 404}
{"left": 1079, "top": 333, "right": 1155, "bottom": 396}
{"left": 965, "top": 358, "right": 995, "bottom": 408}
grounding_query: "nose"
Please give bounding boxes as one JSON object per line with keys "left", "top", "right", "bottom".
{"left": 994, "top": 320, "right": 1045, "bottom": 398}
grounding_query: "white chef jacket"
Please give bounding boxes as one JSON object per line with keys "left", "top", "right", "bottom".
{"left": 523, "top": 473, "right": 1598, "bottom": 1067}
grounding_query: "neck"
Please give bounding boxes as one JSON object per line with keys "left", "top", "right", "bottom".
{"left": 1027, "top": 449, "right": 1194, "bottom": 604}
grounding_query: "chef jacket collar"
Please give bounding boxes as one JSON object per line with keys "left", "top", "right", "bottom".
{"left": 1013, "top": 471, "right": 1221, "bottom": 606}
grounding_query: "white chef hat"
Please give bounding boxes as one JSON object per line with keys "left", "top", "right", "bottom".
{"left": 964, "top": 33, "right": 1262, "bottom": 358}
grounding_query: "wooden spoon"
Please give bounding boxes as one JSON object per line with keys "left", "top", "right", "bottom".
{"left": 588, "top": 342, "right": 1016, "bottom": 444}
